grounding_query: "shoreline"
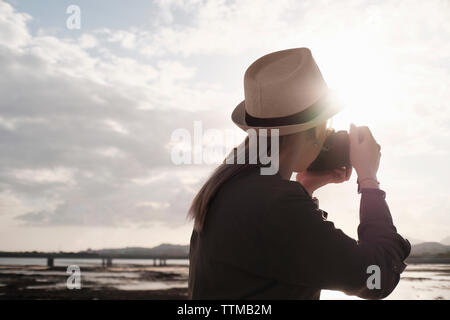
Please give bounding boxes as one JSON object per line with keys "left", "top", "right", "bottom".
{"left": 0, "top": 262, "right": 448, "bottom": 300}
{"left": 0, "top": 264, "right": 189, "bottom": 300}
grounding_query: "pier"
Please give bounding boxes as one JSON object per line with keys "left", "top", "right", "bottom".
{"left": 0, "top": 252, "right": 187, "bottom": 267}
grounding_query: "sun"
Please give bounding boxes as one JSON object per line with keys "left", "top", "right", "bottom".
{"left": 315, "top": 36, "right": 399, "bottom": 132}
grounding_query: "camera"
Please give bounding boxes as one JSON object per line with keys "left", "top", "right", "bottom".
{"left": 307, "top": 130, "right": 351, "bottom": 171}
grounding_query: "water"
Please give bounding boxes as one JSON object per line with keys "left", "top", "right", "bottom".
{"left": 0, "top": 258, "right": 448, "bottom": 299}
{"left": 321, "top": 264, "right": 450, "bottom": 300}
{"left": 0, "top": 258, "right": 189, "bottom": 267}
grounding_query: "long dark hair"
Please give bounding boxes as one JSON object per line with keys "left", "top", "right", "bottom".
{"left": 187, "top": 127, "right": 316, "bottom": 232}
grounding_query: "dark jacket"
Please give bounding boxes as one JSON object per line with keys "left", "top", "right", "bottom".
{"left": 188, "top": 167, "right": 411, "bottom": 299}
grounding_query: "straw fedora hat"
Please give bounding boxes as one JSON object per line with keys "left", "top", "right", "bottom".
{"left": 232, "top": 47, "right": 344, "bottom": 136}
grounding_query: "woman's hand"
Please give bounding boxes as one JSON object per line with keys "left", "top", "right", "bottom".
{"left": 349, "top": 123, "right": 381, "bottom": 188}
{"left": 296, "top": 166, "right": 352, "bottom": 197}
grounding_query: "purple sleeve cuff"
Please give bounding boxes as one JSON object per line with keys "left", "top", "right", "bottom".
{"left": 359, "top": 188, "right": 393, "bottom": 225}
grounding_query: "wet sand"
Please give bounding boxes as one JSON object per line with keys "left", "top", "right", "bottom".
{"left": 0, "top": 264, "right": 189, "bottom": 300}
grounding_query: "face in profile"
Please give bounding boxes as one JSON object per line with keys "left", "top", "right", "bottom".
{"left": 281, "top": 120, "right": 331, "bottom": 173}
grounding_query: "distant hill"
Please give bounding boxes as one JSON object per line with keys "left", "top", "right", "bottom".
{"left": 91, "top": 243, "right": 189, "bottom": 257}
{"left": 149, "top": 243, "right": 189, "bottom": 256}
{"left": 410, "top": 242, "right": 450, "bottom": 257}
{"left": 83, "top": 238, "right": 450, "bottom": 259}
{"left": 441, "top": 236, "right": 450, "bottom": 246}
{"left": 405, "top": 236, "right": 424, "bottom": 245}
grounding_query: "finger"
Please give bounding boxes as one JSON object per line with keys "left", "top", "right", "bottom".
{"left": 333, "top": 170, "right": 347, "bottom": 183}
{"left": 333, "top": 168, "right": 346, "bottom": 179}
{"left": 358, "top": 126, "right": 370, "bottom": 143}
{"left": 349, "top": 123, "right": 359, "bottom": 146}
{"left": 359, "top": 126, "right": 377, "bottom": 144}
{"left": 345, "top": 166, "right": 352, "bottom": 180}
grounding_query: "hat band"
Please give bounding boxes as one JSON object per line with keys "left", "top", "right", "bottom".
{"left": 245, "top": 96, "right": 328, "bottom": 127}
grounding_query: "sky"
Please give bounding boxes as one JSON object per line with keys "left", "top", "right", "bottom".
{"left": 0, "top": 0, "right": 449, "bottom": 251}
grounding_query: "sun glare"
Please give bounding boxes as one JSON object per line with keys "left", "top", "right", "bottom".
{"left": 316, "top": 36, "right": 400, "bottom": 132}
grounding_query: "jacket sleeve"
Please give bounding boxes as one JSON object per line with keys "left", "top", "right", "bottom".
{"left": 265, "top": 187, "right": 411, "bottom": 299}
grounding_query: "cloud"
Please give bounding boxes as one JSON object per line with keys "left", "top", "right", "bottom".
{"left": 0, "top": 0, "right": 449, "bottom": 246}
{"left": 78, "top": 34, "right": 98, "bottom": 49}
{"left": 0, "top": 0, "right": 230, "bottom": 229}
{"left": 99, "top": 0, "right": 298, "bottom": 57}
{"left": 16, "top": 166, "right": 209, "bottom": 227}
{"left": 89, "top": 0, "right": 450, "bottom": 156}
{"left": 0, "top": 0, "right": 31, "bottom": 49}
{"left": 12, "top": 167, "right": 75, "bottom": 184}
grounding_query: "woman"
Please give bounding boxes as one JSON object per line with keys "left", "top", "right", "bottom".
{"left": 187, "top": 48, "right": 411, "bottom": 299}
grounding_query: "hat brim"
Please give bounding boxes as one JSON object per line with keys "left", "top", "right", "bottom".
{"left": 231, "top": 89, "right": 345, "bottom": 136}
